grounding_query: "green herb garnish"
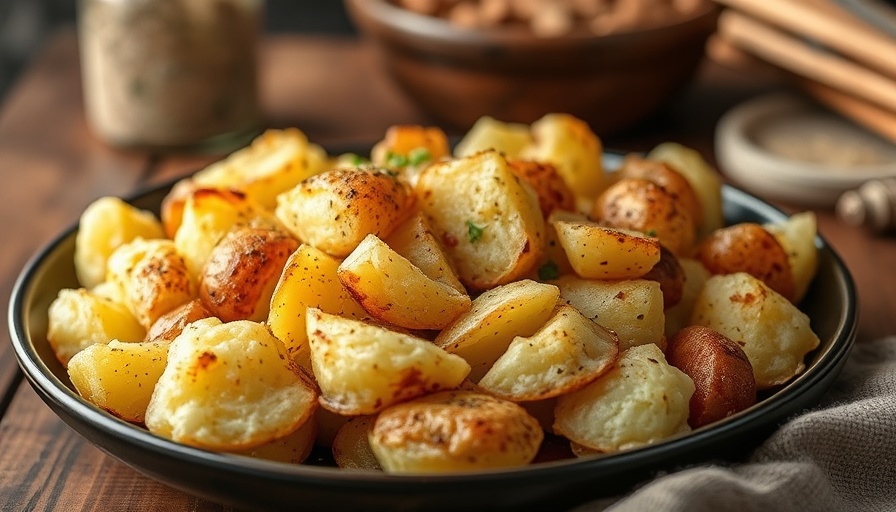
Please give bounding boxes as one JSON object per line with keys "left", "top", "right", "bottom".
{"left": 385, "top": 151, "right": 409, "bottom": 168}
{"left": 537, "top": 260, "right": 560, "bottom": 280}
{"left": 645, "top": 229, "right": 657, "bottom": 237}
{"left": 408, "top": 147, "right": 432, "bottom": 166}
{"left": 466, "top": 220, "right": 485, "bottom": 243}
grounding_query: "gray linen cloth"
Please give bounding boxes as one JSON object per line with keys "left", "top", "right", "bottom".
{"left": 579, "top": 337, "right": 896, "bottom": 512}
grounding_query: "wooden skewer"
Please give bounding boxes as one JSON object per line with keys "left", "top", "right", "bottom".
{"left": 717, "top": 10, "right": 896, "bottom": 113}
{"left": 714, "top": 0, "right": 896, "bottom": 78}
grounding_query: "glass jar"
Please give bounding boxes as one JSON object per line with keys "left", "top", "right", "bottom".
{"left": 78, "top": 0, "right": 264, "bottom": 151}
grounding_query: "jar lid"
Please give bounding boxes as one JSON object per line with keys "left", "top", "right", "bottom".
{"left": 715, "top": 93, "right": 896, "bottom": 207}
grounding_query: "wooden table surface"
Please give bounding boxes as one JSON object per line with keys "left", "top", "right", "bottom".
{"left": 1, "top": 29, "right": 894, "bottom": 511}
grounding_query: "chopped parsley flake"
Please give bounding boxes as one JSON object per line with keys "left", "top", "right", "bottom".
{"left": 385, "top": 151, "right": 409, "bottom": 168}
{"left": 538, "top": 260, "right": 560, "bottom": 280}
{"left": 466, "top": 220, "right": 485, "bottom": 243}
{"left": 408, "top": 147, "right": 432, "bottom": 166}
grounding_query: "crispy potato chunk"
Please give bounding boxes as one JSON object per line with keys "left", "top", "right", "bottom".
{"left": 453, "top": 115, "right": 533, "bottom": 159}
{"left": 384, "top": 213, "right": 465, "bottom": 294}
{"left": 275, "top": 168, "right": 414, "bottom": 258}
{"left": 519, "top": 113, "right": 604, "bottom": 210}
{"left": 663, "top": 258, "right": 711, "bottom": 338}
{"left": 555, "top": 276, "right": 665, "bottom": 351}
{"left": 75, "top": 196, "right": 165, "bottom": 289}
{"left": 370, "top": 125, "right": 450, "bottom": 166}
{"left": 306, "top": 309, "right": 470, "bottom": 415}
{"left": 267, "top": 244, "right": 368, "bottom": 372}
{"left": 199, "top": 227, "right": 299, "bottom": 322}
{"left": 695, "top": 222, "right": 796, "bottom": 302}
{"left": 48, "top": 288, "right": 146, "bottom": 365}
{"left": 232, "top": 413, "right": 317, "bottom": 464}
{"left": 666, "top": 326, "right": 756, "bottom": 428}
{"left": 436, "top": 280, "right": 560, "bottom": 382}
{"left": 691, "top": 273, "right": 820, "bottom": 389}
{"left": 67, "top": 340, "right": 169, "bottom": 424}
{"left": 648, "top": 142, "right": 725, "bottom": 238}
{"left": 765, "top": 211, "right": 819, "bottom": 303}
{"left": 369, "top": 390, "right": 543, "bottom": 473}
{"left": 478, "top": 305, "right": 618, "bottom": 401}
{"left": 190, "top": 128, "right": 329, "bottom": 210}
{"left": 145, "top": 298, "right": 214, "bottom": 342}
{"left": 554, "top": 344, "right": 694, "bottom": 453}
{"left": 618, "top": 154, "right": 703, "bottom": 228}
{"left": 549, "top": 211, "right": 661, "bottom": 280}
{"left": 337, "top": 234, "right": 472, "bottom": 330}
{"left": 592, "top": 177, "right": 696, "bottom": 257}
{"left": 145, "top": 318, "right": 318, "bottom": 450}
{"left": 106, "top": 238, "right": 194, "bottom": 330}
{"left": 332, "top": 415, "right": 382, "bottom": 471}
{"left": 507, "top": 159, "right": 576, "bottom": 217}
{"left": 416, "top": 150, "right": 545, "bottom": 290}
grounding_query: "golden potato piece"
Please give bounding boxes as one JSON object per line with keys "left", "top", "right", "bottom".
{"left": 618, "top": 154, "right": 703, "bottom": 228}
{"left": 192, "top": 128, "right": 329, "bottom": 210}
{"left": 416, "top": 150, "right": 545, "bottom": 290}
{"left": 106, "top": 238, "right": 194, "bottom": 330}
{"left": 549, "top": 212, "right": 661, "bottom": 280}
{"left": 275, "top": 168, "right": 414, "bottom": 258}
{"left": 67, "top": 340, "right": 169, "bottom": 424}
{"left": 519, "top": 113, "right": 604, "bottom": 209}
{"left": 648, "top": 142, "right": 724, "bottom": 239}
{"left": 765, "top": 211, "right": 819, "bottom": 303}
{"left": 332, "top": 415, "right": 383, "bottom": 471}
{"left": 145, "top": 298, "right": 214, "bottom": 342}
{"left": 338, "top": 234, "right": 471, "bottom": 330}
{"left": 75, "top": 196, "right": 165, "bottom": 289}
{"left": 267, "top": 244, "right": 368, "bottom": 371}
{"left": 478, "top": 305, "right": 619, "bottom": 401}
{"left": 690, "top": 273, "right": 820, "bottom": 389}
{"left": 370, "top": 125, "right": 450, "bottom": 168}
{"left": 369, "top": 390, "right": 543, "bottom": 473}
{"left": 663, "top": 258, "right": 711, "bottom": 338}
{"left": 384, "top": 213, "right": 465, "bottom": 294}
{"left": 230, "top": 409, "right": 317, "bottom": 464}
{"left": 695, "top": 222, "right": 796, "bottom": 302}
{"left": 507, "top": 159, "right": 576, "bottom": 217}
{"left": 145, "top": 318, "right": 318, "bottom": 451}
{"left": 48, "top": 288, "right": 146, "bottom": 366}
{"left": 592, "top": 177, "right": 696, "bottom": 256}
{"left": 453, "top": 115, "right": 533, "bottom": 159}
{"left": 555, "top": 276, "right": 665, "bottom": 351}
{"left": 199, "top": 227, "right": 299, "bottom": 322}
{"left": 436, "top": 279, "right": 560, "bottom": 382}
{"left": 554, "top": 344, "right": 694, "bottom": 453}
{"left": 306, "top": 309, "right": 470, "bottom": 415}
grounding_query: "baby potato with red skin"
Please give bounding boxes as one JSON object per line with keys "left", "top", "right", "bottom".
{"left": 665, "top": 325, "right": 756, "bottom": 429}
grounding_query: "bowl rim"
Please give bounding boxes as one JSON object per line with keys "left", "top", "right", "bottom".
{"left": 344, "top": 0, "right": 722, "bottom": 49}
{"left": 8, "top": 173, "right": 858, "bottom": 496}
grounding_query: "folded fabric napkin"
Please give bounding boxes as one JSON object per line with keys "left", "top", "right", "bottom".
{"left": 579, "top": 337, "right": 896, "bottom": 512}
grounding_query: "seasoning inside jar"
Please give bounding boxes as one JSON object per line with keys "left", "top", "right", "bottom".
{"left": 78, "top": 0, "right": 263, "bottom": 151}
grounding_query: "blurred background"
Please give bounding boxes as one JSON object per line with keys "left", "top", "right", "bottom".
{"left": 0, "top": 0, "right": 354, "bottom": 100}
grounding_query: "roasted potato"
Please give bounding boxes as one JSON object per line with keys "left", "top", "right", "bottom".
{"left": 665, "top": 326, "right": 756, "bottom": 428}
{"left": 519, "top": 113, "right": 604, "bottom": 211}
{"left": 416, "top": 150, "right": 545, "bottom": 290}
{"left": 553, "top": 343, "right": 694, "bottom": 453}
{"left": 106, "top": 238, "right": 195, "bottom": 330}
{"left": 369, "top": 390, "right": 543, "bottom": 473}
{"left": 663, "top": 258, "right": 711, "bottom": 338}
{"left": 145, "top": 298, "right": 214, "bottom": 342}
{"left": 647, "top": 142, "right": 725, "bottom": 239}
{"left": 765, "top": 211, "right": 819, "bottom": 303}
{"left": 232, "top": 413, "right": 317, "bottom": 464}
{"left": 337, "top": 234, "right": 472, "bottom": 330}
{"left": 275, "top": 168, "right": 414, "bottom": 258}
{"left": 641, "top": 245, "right": 685, "bottom": 309}
{"left": 47, "top": 288, "right": 146, "bottom": 365}
{"left": 592, "top": 177, "right": 696, "bottom": 256}
{"left": 145, "top": 318, "right": 318, "bottom": 450}
{"left": 67, "top": 340, "right": 169, "bottom": 424}
{"left": 370, "top": 125, "right": 450, "bottom": 168}
{"left": 267, "top": 244, "right": 368, "bottom": 371}
{"left": 555, "top": 276, "right": 665, "bottom": 351}
{"left": 453, "top": 115, "right": 533, "bottom": 159}
{"left": 199, "top": 227, "right": 299, "bottom": 322}
{"left": 507, "top": 159, "right": 576, "bottom": 216}
{"left": 332, "top": 415, "right": 382, "bottom": 471}
{"left": 618, "top": 154, "right": 703, "bottom": 228}
{"left": 384, "top": 212, "right": 465, "bottom": 294}
{"left": 306, "top": 309, "right": 470, "bottom": 415}
{"left": 549, "top": 211, "right": 662, "bottom": 280}
{"left": 436, "top": 279, "right": 560, "bottom": 382}
{"left": 694, "top": 222, "right": 796, "bottom": 302}
{"left": 75, "top": 196, "right": 165, "bottom": 289}
{"left": 478, "top": 305, "right": 619, "bottom": 401}
{"left": 690, "top": 272, "right": 821, "bottom": 389}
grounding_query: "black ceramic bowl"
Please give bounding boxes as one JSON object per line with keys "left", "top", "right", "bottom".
{"left": 9, "top": 163, "right": 856, "bottom": 511}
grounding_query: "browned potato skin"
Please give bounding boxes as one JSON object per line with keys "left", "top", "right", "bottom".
{"left": 618, "top": 154, "right": 703, "bottom": 228}
{"left": 200, "top": 227, "right": 299, "bottom": 322}
{"left": 694, "top": 223, "right": 796, "bottom": 302}
{"left": 160, "top": 178, "right": 197, "bottom": 239}
{"left": 507, "top": 159, "right": 576, "bottom": 217}
{"left": 145, "top": 298, "right": 215, "bottom": 342}
{"left": 665, "top": 326, "right": 756, "bottom": 429}
{"left": 641, "top": 245, "right": 685, "bottom": 309}
{"left": 371, "top": 125, "right": 451, "bottom": 165}
{"left": 592, "top": 177, "right": 696, "bottom": 256}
